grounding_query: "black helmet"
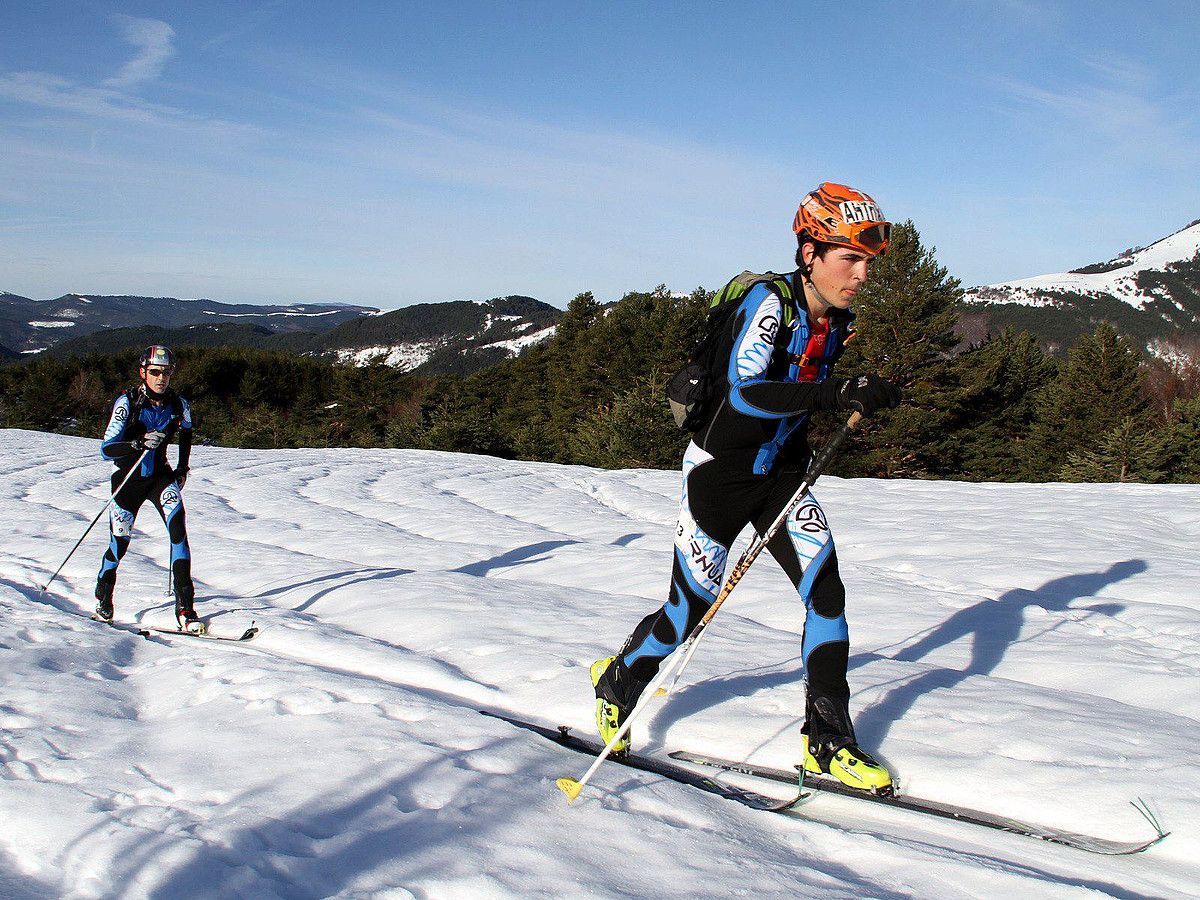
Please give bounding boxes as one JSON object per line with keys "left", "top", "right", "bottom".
{"left": 139, "top": 345, "right": 176, "bottom": 369}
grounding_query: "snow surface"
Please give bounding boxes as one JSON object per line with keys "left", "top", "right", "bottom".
{"left": 26, "top": 321, "right": 76, "bottom": 329}
{"left": 1, "top": 429, "right": 1197, "bottom": 899}
{"left": 966, "top": 221, "right": 1200, "bottom": 310}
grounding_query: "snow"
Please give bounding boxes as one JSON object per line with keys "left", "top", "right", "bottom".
{"left": 27, "top": 321, "right": 76, "bottom": 328}
{"left": 966, "top": 220, "right": 1200, "bottom": 309}
{"left": 332, "top": 343, "right": 439, "bottom": 370}
{"left": 1, "top": 428, "right": 1197, "bottom": 898}
{"left": 199, "top": 309, "right": 345, "bottom": 318}
{"left": 481, "top": 324, "right": 557, "bottom": 355}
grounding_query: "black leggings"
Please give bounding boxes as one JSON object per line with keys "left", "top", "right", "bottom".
{"left": 618, "top": 443, "right": 850, "bottom": 732}
{"left": 96, "top": 469, "right": 192, "bottom": 599}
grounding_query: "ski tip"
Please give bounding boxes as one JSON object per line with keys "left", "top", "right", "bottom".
{"left": 556, "top": 778, "right": 583, "bottom": 803}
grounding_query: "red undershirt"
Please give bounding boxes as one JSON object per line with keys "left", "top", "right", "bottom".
{"left": 796, "top": 316, "right": 830, "bottom": 382}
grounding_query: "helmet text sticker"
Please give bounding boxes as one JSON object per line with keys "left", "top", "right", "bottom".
{"left": 839, "top": 200, "right": 882, "bottom": 224}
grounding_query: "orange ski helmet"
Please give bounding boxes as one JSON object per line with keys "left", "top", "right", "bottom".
{"left": 793, "top": 182, "right": 890, "bottom": 256}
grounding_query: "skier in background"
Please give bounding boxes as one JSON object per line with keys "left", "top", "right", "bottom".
{"left": 591, "top": 183, "right": 902, "bottom": 792}
{"left": 94, "top": 345, "right": 202, "bottom": 633}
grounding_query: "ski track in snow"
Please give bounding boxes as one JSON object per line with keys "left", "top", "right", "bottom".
{"left": 0, "top": 428, "right": 1197, "bottom": 898}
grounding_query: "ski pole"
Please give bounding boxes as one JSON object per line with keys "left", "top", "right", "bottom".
{"left": 39, "top": 449, "right": 151, "bottom": 594}
{"left": 556, "top": 411, "right": 861, "bottom": 803}
{"left": 657, "top": 410, "right": 863, "bottom": 697}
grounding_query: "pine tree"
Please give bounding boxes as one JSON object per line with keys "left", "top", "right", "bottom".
{"left": 571, "top": 372, "right": 686, "bottom": 469}
{"left": 1162, "top": 396, "right": 1200, "bottom": 482}
{"left": 832, "top": 220, "right": 963, "bottom": 477}
{"left": 1024, "top": 322, "right": 1148, "bottom": 479}
{"left": 946, "top": 328, "right": 1058, "bottom": 479}
{"left": 1058, "top": 416, "right": 1166, "bottom": 482}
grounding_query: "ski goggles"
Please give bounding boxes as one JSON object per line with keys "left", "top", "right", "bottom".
{"left": 846, "top": 221, "right": 890, "bottom": 255}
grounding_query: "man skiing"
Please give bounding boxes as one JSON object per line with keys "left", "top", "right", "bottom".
{"left": 592, "top": 183, "right": 902, "bottom": 792}
{"left": 94, "top": 345, "right": 202, "bottom": 633}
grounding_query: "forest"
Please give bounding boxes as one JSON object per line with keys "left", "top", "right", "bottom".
{"left": 2, "top": 222, "right": 1197, "bottom": 483}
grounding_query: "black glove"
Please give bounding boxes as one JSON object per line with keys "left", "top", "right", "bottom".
{"left": 833, "top": 374, "right": 902, "bottom": 417}
{"left": 138, "top": 430, "right": 167, "bottom": 450}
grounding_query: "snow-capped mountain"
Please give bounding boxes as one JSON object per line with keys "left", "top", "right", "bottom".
{"left": 960, "top": 220, "right": 1200, "bottom": 353}
{"left": 17, "top": 293, "right": 562, "bottom": 376}
{"left": 0, "top": 292, "right": 377, "bottom": 356}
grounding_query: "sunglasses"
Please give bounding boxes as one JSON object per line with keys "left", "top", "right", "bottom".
{"left": 144, "top": 367, "right": 174, "bottom": 378}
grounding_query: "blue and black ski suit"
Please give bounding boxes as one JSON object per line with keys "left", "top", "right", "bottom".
{"left": 613, "top": 271, "right": 862, "bottom": 745}
{"left": 96, "top": 386, "right": 195, "bottom": 602}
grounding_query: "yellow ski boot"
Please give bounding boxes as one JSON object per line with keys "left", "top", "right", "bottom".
{"left": 804, "top": 736, "right": 893, "bottom": 795}
{"left": 591, "top": 656, "right": 630, "bottom": 755}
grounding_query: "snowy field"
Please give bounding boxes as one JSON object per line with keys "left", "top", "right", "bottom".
{"left": 1, "top": 428, "right": 1197, "bottom": 899}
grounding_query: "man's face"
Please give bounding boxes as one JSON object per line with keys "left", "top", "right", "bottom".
{"left": 807, "top": 245, "right": 872, "bottom": 310}
{"left": 141, "top": 364, "right": 173, "bottom": 393}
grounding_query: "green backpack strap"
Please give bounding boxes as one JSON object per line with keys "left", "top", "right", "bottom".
{"left": 712, "top": 270, "right": 798, "bottom": 328}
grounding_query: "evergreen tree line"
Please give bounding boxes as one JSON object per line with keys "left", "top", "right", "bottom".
{"left": 0, "top": 346, "right": 429, "bottom": 451}
{"left": 2, "top": 220, "right": 1197, "bottom": 482}
{"left": 411, "top": 221, "right": 1200, "bottom": 483}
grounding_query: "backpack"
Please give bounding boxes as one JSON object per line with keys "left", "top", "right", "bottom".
{"left": 666, "top": 271, "right": 799, "bottom": 431}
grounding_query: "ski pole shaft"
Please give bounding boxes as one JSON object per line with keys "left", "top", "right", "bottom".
{"left": 558, "top": 412, "right": 861, "bottom": 802}
{"left": 659, "top": 411, "right": 861, "bottom": 696}
{"left": 40, "top": 449, "right": 150, "bottom": 594}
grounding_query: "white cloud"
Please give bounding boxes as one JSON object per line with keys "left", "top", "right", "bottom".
{"left": 995, "top": 60, "right": 1199, "bottom": 167}
{"left": 0, "top": 71, "right": 167, "bottom": 125}
{"left": 104, "top": 15, "right": 176, "bottom": 88}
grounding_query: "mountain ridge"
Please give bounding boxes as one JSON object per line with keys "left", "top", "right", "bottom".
{"left": 18, "top": 293, "right": 562, "bottom": 376}
{"left": 959, "top": 219, "right": 1200, "bottom": 354}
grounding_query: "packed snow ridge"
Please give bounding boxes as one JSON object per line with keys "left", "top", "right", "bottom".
{"left": 1, "top": 429, "right": 1197, "bottom": 897}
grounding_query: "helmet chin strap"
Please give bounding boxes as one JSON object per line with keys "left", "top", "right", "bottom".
{"left": 141, "top": 382, "right": 167, "bottom": 402}
{"left": 797, "top": 247, "right": 834, "bottom": 317}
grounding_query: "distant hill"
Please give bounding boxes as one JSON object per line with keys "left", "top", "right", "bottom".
{"left": 0, "top": 292, "right": 378, "bottom": 356}
{"left": 35, "top": 294, "right": 562, "bottom": 376}
{"left": 306, "top": 295, "right": 561, "bottom": 374}
{"left": 959, "top": 219, "right": 1200, "bottom": 356}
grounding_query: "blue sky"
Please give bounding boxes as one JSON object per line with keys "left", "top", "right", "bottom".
{"left": 2, "top": 1, "right": 1197, "bottom": 309}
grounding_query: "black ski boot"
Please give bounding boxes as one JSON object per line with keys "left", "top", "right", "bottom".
{"left": 174, "top": 582, "right": 204, "bottom": 634}
{"left": 94, "top": 578, "right": 115, "bottom": 622}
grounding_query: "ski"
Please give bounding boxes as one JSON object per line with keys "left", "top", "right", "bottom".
{"left": 669, "top": 750, "right": 1169, "bottom": 856}
{"left": 90, "top": 614, "right": 151, "bottom": 638}
{"left": 90, "top": 614, "right": 258, "bottom": 643}
{"left": 482, "top": 711, "right": 805, "bottom": 812}
{"left": 142, "top": 623, "right": 259, "bottom": 642}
